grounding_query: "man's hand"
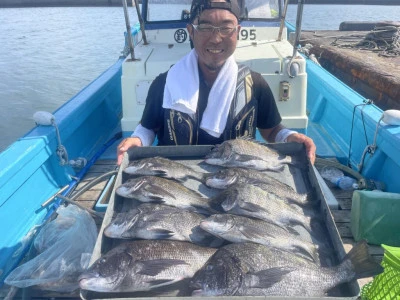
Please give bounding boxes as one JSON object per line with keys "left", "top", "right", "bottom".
{"left": 286, "top": 133, "right": 316, "bottom": 165}
{"left": 117, "top": 137, "right": 142, "bottom": 165}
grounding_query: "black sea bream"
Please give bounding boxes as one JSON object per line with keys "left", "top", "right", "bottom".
{"left": 191, "top": 241, "right": 382, "bottom": 296}
{"left": 79, "top": 240, "right": 217, "bottom": 293}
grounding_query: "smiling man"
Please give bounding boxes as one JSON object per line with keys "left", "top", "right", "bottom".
{"left": 117, "top": 0, "right": 316, "bottom": 165}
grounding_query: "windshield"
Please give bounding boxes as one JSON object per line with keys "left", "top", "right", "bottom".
{"left": 145, "top": 0, "right": 281, "bottom": 22}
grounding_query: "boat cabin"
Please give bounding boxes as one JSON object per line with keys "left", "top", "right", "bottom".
{"left": 120, "top": 0, "right": 308, "bottom": 138}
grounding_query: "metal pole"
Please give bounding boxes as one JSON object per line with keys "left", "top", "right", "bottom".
{"left": 278, "top": 0, "right": 290, "bottom": 41}
{"left": 286, "top": 0, "right": 305, "bottom": 78}
{"left": 292, "top": 0, "right": 305, "bottom": 58}
{"left": 122, "top": 0, "right": 135, "bottom": 60}
{"left": 134, "top": 0, "right": 148, "bottom": 45}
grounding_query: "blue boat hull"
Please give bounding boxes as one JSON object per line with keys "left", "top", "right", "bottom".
{"left": 306, "top": 59, "right": 400, "bottom": 193}
{"left": 0, "top": 58, "right": 124, "bottom": 284}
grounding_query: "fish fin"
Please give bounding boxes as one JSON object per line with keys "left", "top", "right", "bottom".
{"left": 190, "top": 204, "right": 219, "bottom": 216}
{"left": 148, "top": 229, "right": 175, "bottom": 239}
{"left": 289, "top": 215, "right": 312, "bottom": 233}
{"left": 288, "top": 202, "right": 304, "bottom": 214}
{"left": 238, "top": 202, "right": 267, "bottom": 213}
{"left": 234, "top": 153, "right": 263, "bottom": 164}
{"left": 239, "top": 225, "right": 274, "bottom": 240}
{"left": 146, "top": 196, "right": 167, "bottom": 204}
{"left": 151, "top": 170, "right": 169, "bottom": 177}
{"left": 246, "top": 179, "right": 271, "bottom": 187}
{"left": 137, "top": 259, "right": 189, "bottom": 276}
{"left": 146, "top": 279, "right": 180, "bottom": 287}
{"left": 144, "top": 184, "right": 176, "bottom": 200}
{"left": 267, "top": 164, "right": 286, "bottom": 172}
{"left": 341, "top": 240, "right": 383, "bottom": 279}
{"left": 286, "top": 194, "right": 311, "bottom": 207}
{"left": 285, "top": 226, "right": 302, "bottom": 236}
{"left": 245, "top": 267, "right": 294, "bottom": 289}
{"left": 291, "top": 243, "right": 320, "bottom": 264}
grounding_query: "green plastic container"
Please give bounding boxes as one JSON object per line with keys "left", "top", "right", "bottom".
{"left": 351, "top": 190, "right": 400, "bottom": 246}
{"left": 361, "top": 244, "right": 400, "bottom": 300}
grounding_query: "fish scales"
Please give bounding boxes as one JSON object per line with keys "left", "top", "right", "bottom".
{"left": 104, "top": 203, "right": 223, "bottom": 247}
{"left": 124, "top": 156, "right": 204, "bottom": 182}
{"left": 79, "top": 240, "right": 217, "bottom": 293}
{"left": 101, "top": 146, "right": 352, "bottom": 295}
{"left": 115, "top": 176, "right": 216, "bottom": 214}
{"left": 211, "top": 184, "right": 313, "bottom": 232}
{"left": 204, "top": 139, "right": 294, "bottom": 171}
{"left": 191, "top": 241, "right": 383, "bottom": 297}
{"left": 204, "top": 167, "right": 311, "bottom": 207}
{"left": 200, "top": 213, "right": 320, "bottom": 262}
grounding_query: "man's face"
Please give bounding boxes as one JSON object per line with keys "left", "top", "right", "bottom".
{"left": 187, "top": 6, "right": 240, "bottom": 73}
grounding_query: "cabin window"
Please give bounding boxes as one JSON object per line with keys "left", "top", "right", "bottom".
{"left": 145, "top": 0, "right": 281, "bottom": 23}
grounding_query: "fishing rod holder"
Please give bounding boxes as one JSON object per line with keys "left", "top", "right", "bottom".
{"left": 33, "top": 111, "right": 87, "bottom": 168}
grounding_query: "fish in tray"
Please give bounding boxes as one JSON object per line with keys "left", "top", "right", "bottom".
{"left": 210, "top": 184, "right": 316, "bottom": 233}
{"left": 204, "top": 138, "right": 301, "bottom": 171}
{"left": 79, "top": 240, "right": 217, "bottom": 293}
{"left": 203, "top": 167, "right": 313, "bottom": 207}
{"left": 115, "top": 176, "right": 217, "bottom": 215}
{"left": 200, "top": 213, "right": 320, "bottom": 263}
{"left": 190, "top": 240, "right": 383, "bottom": 297}
{"left": 124, "top": 156, "right": 205, "bottom": 182}
{"left": 104, "top": 203, "right": 224, "bottom": 247}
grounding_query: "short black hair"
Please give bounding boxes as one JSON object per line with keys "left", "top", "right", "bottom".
{"left": 189, "top": 0, "right": 241, "bottom": 23}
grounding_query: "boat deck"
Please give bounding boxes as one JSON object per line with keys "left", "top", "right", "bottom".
{"left": 1, "top": 158, "right": 384, "bottom": 299}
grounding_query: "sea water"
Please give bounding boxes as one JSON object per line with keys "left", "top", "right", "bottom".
{"left": 0, "top": 4, "right": 399, "bottom": 152}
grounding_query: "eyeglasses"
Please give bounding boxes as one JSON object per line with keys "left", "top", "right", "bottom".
{"left": 191, "top": 24, "right": 238, "bottom": 37}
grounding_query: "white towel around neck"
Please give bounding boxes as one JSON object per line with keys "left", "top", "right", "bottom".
{"left": 162, "top": 49, "right": 238, "bottom": 138}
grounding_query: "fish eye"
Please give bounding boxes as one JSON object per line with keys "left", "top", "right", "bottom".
{"left": 206, "top": 265, "right": 214, "bottom": 271}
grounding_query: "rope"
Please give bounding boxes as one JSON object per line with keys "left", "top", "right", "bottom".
{"left": 347, "top": 99, "right": 373, "bottom": 168}
{"left": 331, "top": 25, "right": 400, "bottom": 57}
{"left": 298, "top": 43, "right": 323, "bottom": 66}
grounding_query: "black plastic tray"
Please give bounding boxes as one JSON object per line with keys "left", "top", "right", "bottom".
{"left": 82, "top": 144, "right": 360, "bottom": 299}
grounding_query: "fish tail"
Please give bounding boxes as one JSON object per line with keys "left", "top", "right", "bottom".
{"left": 300, "top": 192, "right": 320, "bottom": 208}
{"left": 296, "top": 214, "right": 313, "bottom": 233}
{"left": 286, "top": 193, "right": 311, "bottom": 208}
{"left": 340, "top": 240, "right": 383, "bottom": 279}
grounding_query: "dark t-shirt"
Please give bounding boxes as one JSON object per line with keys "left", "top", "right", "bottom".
{"left": 140, "top": 69, "right": 282, "bottom": 145}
